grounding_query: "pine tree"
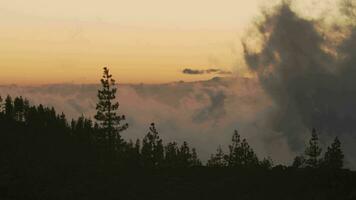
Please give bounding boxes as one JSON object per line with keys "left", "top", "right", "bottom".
{"left": 0, "top": 96, "right": 3, "bottom": 113}
{"left": 190, "top": 148, "right": 202, "bottom": 167}
{"left": 4, "top": 95, "right": 13, "bottom": 119}
{"left": 177, "top": 141, "right": 192, "bottom": 167}
{"left": 164, "top": 142, "right": 179, "bottom": 167}
{"left": 240, "top": 138, "right": 259, "bottom": 166}
{"left": 59, "top": 113, "right": 68, "bottom": 128}
{"left": 13, "top": 96, "right": 28, "bottom": 122}
{"left": 227, "top": 130, "right": 242, "bottom": 166}
{"left": 141, "top": 123, "right": 164, "bottom": 168}
{"left": 207, "top": 145, "right": 227, "bottom": 167}
{"left": 227, "top": 130, "right": 259, "bottom": 167}
{"left": 323, "top": 137, "right": 344, "bottom": 170}
{"left": 305, "top": 128, "right": 322, "bottom": 168}
{"left": 95, "top": 67, "right": 128, "bottom": 152}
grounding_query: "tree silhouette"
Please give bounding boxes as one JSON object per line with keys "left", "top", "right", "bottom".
{"left": 305, "top": 128, "right": 322, "bottom": 168}
{"left": 123, "top": 139, "right": 141, "bottom": 166}
{"left": 292, "top": 155, "right": 306, "bottom": 168}
{"left": 95, "top": 67, "right": 128, "bottom": 152}
{"left": 13, "top": 96, "right": 28, "bottom": 122}
{"left": 190, "top": 148, "right": 202, "bottom": 167}
{"left": 164, "top": 142, "right": 179, "bottom": 168}
{"left": 227, "top": 130, "right": 259, "bottom": 167}
{"left": 323, "top": 137, "right": 344, "bottom": 170}
{"left": 177, "top": 141, "right": 192, "bottom": 167}
{"left": 0, "top": 96, "right": 3, "bottom": 113}
{"left": 1, "top": 61, "right": 356, "bottom": 199}
{"left": 260, "top": 157, "right": 274, "bottom": 169}
{"left": 4, "top": 95, "right": 14, "bottom": 119}
{"left": 0, "top": 94, "right": 355, "bottom": 199}
{"left": 174, "top": 141, "right": 202, "bottom": 167}
{"left": 207, "top": 146, "right": 227, "bottom": 167}
{"left": 141, "top": 123, "right": 164, "bottom": 168}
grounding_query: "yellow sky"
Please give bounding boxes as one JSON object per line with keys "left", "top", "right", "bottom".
{"left": 0, "top": 0, "right": 330, "bottom": 84}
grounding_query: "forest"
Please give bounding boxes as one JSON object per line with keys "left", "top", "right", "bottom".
{"left": 1, "top": 67, "right": 356, "bottom": 200}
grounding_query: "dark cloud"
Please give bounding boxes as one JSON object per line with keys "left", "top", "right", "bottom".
{"left": 243, "top": 1, "right": 356, "bottom": 167}
{"left": 182, "top": 68, "right": 232, "bottom": 75}
{"left": 193, "top": 90, "right": 226, "bottom": 123}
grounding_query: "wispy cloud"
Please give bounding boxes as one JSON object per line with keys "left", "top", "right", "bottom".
{"left": 182, "top": 68, "right": 232, "bottom": 75}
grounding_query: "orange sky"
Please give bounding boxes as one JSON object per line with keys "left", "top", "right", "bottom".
{"left": 0, "top": 0, "right": 331, "bottom": 84}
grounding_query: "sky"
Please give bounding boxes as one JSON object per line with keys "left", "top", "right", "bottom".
{"left": 2, "top": 0, "right": 356, "bottom": 167}
{"left": 0, "top": 0, "right": 268, "bottom": 84}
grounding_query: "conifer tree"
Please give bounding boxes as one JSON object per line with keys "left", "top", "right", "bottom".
{"left": 177, "top": 141, "right": 191, "bottom": 167}
{"left": 164, "top": 142, "right": 179, "bottom": 167}
{"left": 13, "top": 96, "right": 28, "bottom": 122}
{"left": 95, "top": 67, "right": 128, "bottom": 152}
{"left": 207, "top": 146, "right": 227, "bottom": 167}
{"left": 323, "top": 137, "right": 344, "bottom": 169}
{"left": 240, "top": 138, "right": 259, "bottom": 166}
{"left": 4, "top": 95, "right": 13, "bottom": 118}
{"left": 227, "top": 130, "right": 242, "bottom": 166}
{"left": 227, "top": 130, "right": 259, "bottom": 167}
{"left": 59, "top": 113, "right": 68, "bottom": 128}
{"left": 190, "top": 148, "right": 202, "bottom": 167}
{"left": 305, "top": 128, "right": 322, "bottom": 168}
{"left": 141, "top": 123, "right": 164, "bottom": 168}
{"left": 0, "top": 96, "right": 3, "bottom": 113}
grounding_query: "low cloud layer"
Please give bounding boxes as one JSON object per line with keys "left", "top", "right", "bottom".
{"left": 182, "top": 68, "right": 232, "bottom": 75}
{"left": 0, "top": 78, "right": 294, "bottom": 164}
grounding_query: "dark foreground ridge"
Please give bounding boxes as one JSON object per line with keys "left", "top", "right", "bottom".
{"left": 1, "top": 68, "right": 356, "bottom": 199}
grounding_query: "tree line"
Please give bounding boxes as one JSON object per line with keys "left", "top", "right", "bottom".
{"left": 0, "top": 67, "right": 346, "bottom": 170}
{"left": 1, "top": 67, "right": 355, "bottom": 200}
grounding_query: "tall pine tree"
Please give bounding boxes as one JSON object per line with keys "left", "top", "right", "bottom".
{"left": 95, "top": 67, "right": 128, "bottom": 152}
{"left": 305, "top": 128, "right": 322, "bottom": 168}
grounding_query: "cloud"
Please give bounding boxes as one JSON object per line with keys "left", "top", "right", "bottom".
{"left": 193, "top": 90, "right": 226, "bottom": 123}
{"left": 0, "top": 77, "right": 284, "bottom": 164}
{"left": 182, "top": 68, "right": 232, "bottom": 75}
{"left": 243, "top": 1, "right": 356, "bottom": 168}
{"left": 2, "top": 0, "right": 356, "bottom": 169}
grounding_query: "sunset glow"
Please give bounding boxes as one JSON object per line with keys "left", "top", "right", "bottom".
{"left": 0, "top": 0, "right": 266, "bottom": 84}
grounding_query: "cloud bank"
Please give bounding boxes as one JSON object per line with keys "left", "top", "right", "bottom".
{"left": 1, "top": 78, "right": 291, "bottom": 164}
